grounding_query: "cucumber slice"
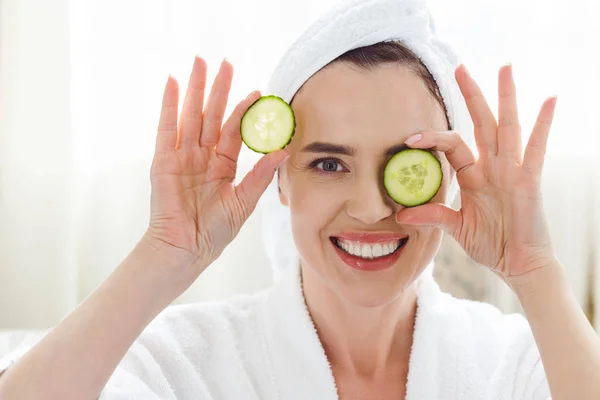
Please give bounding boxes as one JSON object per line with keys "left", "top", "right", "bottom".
{"left": 384, "top": 149, "right": 442, "bottom": 207}
{"left": 240, "top": 95, "right": 296, "bottom": 153}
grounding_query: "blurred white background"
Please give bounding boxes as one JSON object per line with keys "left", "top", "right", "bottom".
{"left": 1, "top": 0, "right": 599, "bottom": 330}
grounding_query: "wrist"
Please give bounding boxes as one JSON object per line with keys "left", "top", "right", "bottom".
{"left": 506, "top": 258, "right": 567, "bottom": 299}
{"left": 132, "top": 233, "right": 208, "bottom": 298}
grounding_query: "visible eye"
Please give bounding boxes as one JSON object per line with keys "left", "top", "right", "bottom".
{"left": 310, "top": 158, "right": 345, "bottom": 174}
{"left": 316, "top": 159, "right": 344, "bottom": 172}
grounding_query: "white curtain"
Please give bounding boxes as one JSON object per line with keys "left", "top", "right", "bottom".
{"left": 1, "top": 0, "right": 599, "bottom": 330}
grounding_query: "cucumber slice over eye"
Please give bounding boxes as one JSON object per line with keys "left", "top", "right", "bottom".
{"left": 240, "top": 95, "right": 296, "bottom": 153}
{"left": 384, "top": 149, "right": 443, "bottom": 207}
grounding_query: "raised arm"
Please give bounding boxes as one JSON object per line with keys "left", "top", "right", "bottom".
{"left": 0, "top": 56, "right": 289, "bottom": 400}
{"left": 395, "top": 63, "right": 600, "bottom": 399}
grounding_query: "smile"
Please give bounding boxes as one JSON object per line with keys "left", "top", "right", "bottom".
{"left": 330, "top": 236, "right": 409, "bottom": 260}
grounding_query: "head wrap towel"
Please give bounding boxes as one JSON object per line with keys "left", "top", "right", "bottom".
{"left": 258, "top": 0, "right": 474, "bottom": 279}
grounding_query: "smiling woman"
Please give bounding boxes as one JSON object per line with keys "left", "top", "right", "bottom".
{"left": 1, "top": 0, "right": 600, "bottom": 399}
{"left": 277, "top": 58, "right": 451, "bottom": 312}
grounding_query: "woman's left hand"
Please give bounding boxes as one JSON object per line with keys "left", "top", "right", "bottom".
{"left": 396, "top": 64, "right": 558, "bottom": 281}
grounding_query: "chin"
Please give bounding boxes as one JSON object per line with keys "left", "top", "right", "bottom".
{"left": 333, "top": 266, "right": 421, "bottom": 308}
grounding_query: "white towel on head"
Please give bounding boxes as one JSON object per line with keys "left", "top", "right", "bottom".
{"left": 258, "top": 0, "right": 474, "bottom": 279}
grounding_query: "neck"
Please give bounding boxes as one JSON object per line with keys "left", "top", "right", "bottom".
{"left": 301, "top": 264, "right": 418, "bottom": 378}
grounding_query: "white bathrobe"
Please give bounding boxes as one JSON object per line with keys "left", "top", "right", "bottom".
{"left": 0, "top": 259, "right": 551, "bottom": 399}
{"left": 0, "top": 1, "right": 554, "bottom": 397}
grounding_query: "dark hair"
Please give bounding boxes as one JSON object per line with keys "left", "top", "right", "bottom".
{"left": 292, "top": 41, "right": 450, "bottom": 129}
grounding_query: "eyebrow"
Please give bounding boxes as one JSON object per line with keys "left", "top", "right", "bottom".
{"left": 300, "top": 141, "right": 411, "bottom": 157}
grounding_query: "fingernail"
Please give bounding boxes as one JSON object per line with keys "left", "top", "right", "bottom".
{"left": 405, "top": 134, "right": 423, "bottom": 145}
{"left": 462, "top": 64, "right": 471, "bottom": 77}
{"left": 246, "top": 90, "right": 259, "bottom": 100}
{"left": 222, "top": 57, "right": 230, "bottom": 65}
{"left": 396, "top": 213, "right": 413, "bottom": 223}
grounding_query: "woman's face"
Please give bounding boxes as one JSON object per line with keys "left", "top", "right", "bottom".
{"left": 279, "top": 62, "right": 452, "bottom": 307}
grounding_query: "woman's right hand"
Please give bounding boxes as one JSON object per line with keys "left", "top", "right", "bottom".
{"left": 144, "top": 56, "right": 289, "bottom": 283}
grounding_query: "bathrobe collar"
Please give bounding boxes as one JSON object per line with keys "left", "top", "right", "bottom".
{"left": 259, "top": 257, "right": 461, "bottom": 399}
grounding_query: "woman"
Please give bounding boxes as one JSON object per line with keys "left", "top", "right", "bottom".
{"left": 1, "top": 0, "right": 599, "bottom": 399}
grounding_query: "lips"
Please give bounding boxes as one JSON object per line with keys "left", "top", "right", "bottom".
{"left": 332, "top": 237, "right": 406, "bottom": 258}
{"left": 330, "top": 235, "right": 409, "bottom": 272}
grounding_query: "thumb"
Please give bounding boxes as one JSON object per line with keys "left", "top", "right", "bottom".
{"left": 396, "top": 202, "right": 461, "bottom": 237}
{"left": 235, "top": 149, "right": 290, "bottom": 217}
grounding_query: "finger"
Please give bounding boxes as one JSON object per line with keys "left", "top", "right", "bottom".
{"left": 396, "top": 202, "right": 462, "bottom": 238}
{"left": 178, "top": 56, "right": 208, "bottom": 150}
{"left": 404, "top": 130, "right": 481, "bottom": 186}
{"left": 522, "top": 96, "right": 557, "bottom": 178}
{"left": 497, "top": 64, "right": 522, "bottom": 161}
{"left": 455, "top": 65, "right": 498, "bottom": 156}
{"left": 216, "top": 90, "right": 262, "bottom": 163}
{"left": 235, "top": 150, "right": 290, "bottom": 218}
{"left": 200, "top": 58, "right": 234, "bottom": 148}
{"left": 156, "top": 75, "right": 179, "bottom": 153}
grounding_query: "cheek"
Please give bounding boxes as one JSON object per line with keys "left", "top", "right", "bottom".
{"left": 289, "top": 177, "right": 345, "bottom": 225}
{"left": 287, "top": 174, "right": 348, "bottom": 248}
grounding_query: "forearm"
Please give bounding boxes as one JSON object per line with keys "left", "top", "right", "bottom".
{"left": 510, "top": 261, "right": 600, "bottom": 400}
{"left": 0, "top": 237, "right": 196, "bottom": 400}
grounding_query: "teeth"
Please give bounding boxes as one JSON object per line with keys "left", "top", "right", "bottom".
{"left": 361, "top": 243, "right": 373, "bottom": 258}
{"left": 339, "top": 241, "right": 347, "bottom": 252}
{"left": 335, "top": 238, "right": 404, "bottom": 259}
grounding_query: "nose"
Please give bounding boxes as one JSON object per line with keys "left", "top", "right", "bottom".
{"left": 345, "top": 174, "right": 395, "bottom": 225}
